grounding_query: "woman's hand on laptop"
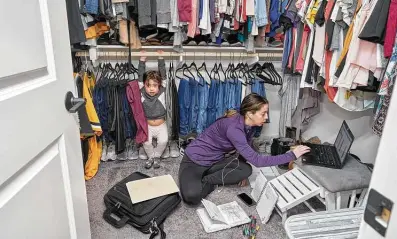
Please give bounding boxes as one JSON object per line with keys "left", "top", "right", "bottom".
{"left": 292, "top": 145, "right": 311, "bottom": 159}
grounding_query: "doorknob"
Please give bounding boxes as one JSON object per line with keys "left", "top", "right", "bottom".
{"left": 65, "top": 91, "right": 86, "bottom": 113}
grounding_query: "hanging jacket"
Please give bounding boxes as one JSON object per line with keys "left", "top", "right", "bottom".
{"left": 126, "top": 81, "right": 149, "bottom": 144}
{"left": 80, "top": 73, "right": 103, "bottom": 181}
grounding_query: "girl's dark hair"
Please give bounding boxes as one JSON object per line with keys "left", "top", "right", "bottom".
{"left": 224, "top": 93, "right": 269, "bottom": 118}
{"left": 143, "top": 70, "right": 162, "bottom": 86}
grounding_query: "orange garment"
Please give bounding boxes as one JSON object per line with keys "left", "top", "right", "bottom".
{"left": 84, "top": 136, "right": 102, "bottom": 180}
{"left": 82, "top": 73, "right": 102, "bottom": 180}
{"left": 288, "top": 29, "right": 295, "bottom": 69}
{"left": 85, "top": 22, "right": 110, "bottom": 39}
{"left": 336, "top": 0, "right": 362, "bottom": 68}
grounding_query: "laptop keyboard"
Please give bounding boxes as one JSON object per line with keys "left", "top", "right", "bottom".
{"left": 308, "top": 144, "right": 337, "bottom": 166}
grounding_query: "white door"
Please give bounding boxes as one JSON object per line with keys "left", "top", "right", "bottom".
{"left": 358, "top": 85, "right": 397, "bottom": 238}
{"left": 0, "top": 1, "right": 91, "bottom": 239}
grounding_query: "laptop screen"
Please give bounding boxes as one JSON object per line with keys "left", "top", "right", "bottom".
{"left": 334, "top": 121, "right": 355, "bottom": 163}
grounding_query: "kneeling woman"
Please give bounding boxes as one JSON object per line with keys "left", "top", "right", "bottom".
{"left": 178, "top": 93, "right": 310, "bottom": 205}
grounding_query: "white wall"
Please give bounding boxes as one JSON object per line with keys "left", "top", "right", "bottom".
{"left": 301, "top": 95, "right": 380, "bottom": 164}
{"left": 260, "top": 84, "right": 282, "bottom": 139}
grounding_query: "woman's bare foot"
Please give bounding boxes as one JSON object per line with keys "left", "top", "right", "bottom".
{"left": 238, "top": 179, "right": 248, "bottom": 187}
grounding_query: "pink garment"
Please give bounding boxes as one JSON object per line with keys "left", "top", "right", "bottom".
{"left": 187, "top": 0, "right": 198, "bottom": 37}
{"left": 295, "top": 27, "right": 310, "bottom": 72}
{"left": 336, "top": 1, "right": 379, "bottom": 88}
{"left": 384, "top": 0, "right": 397, "bottom": 58}
{"left": 350, "top": 1, "right": 380, "bottom": 86}
{"left": 178, "top": 0, "right": 192, "bottom": 22}
{"left": 126, "top": 81, "right": 148, "bottom": 144}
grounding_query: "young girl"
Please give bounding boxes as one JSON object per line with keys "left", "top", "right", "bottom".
{"left": 139, "top": 54, "right": 168, "bottom": 169}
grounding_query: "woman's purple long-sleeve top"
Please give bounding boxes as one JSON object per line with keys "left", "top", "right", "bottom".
{"left": 185, "top": 114, "right": 296, "bottom": 167}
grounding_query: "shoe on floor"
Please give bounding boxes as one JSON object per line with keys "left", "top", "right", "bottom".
{"left": 117, "top": 151, "right": 127, "bottom": 160}
{"left": 161, "top": 146, "right": 170, "bottom": 159}
{"left": 101, "top": 143, "right": 108, "bottom": 161}
{"left": 107, "top": 143, "right": 117, "bottom": 161}
{"left": 139, "top": 147, "right": 148, "bottom": 160}
{"left": 153, "top": 158, "right": 160, "bottom": 169}
{"left": 170, "top": 141, "right": 180, "bottom": 158}
{"left": 127, "top": 141, "right": 139, "bottom": 160}
{"left": 145, "top": 158, "right": 154, "bottom": 169}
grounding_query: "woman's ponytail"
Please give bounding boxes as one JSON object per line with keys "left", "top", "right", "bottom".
{"left": 223, "top": 109, "right": 238, "bottom": 118}
{"left": 221, "top": 93, "right": 269, "bottom": 119}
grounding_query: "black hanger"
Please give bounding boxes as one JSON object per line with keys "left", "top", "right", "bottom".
{"left": 218, "top": 62, "right": 226, "bottom": 81}
{"left": 188, "top": 62, "right": 205, "bottom": 85}
{"left": 243, "top": 63, "right": 255, "bottom": 85}
{"left": 198, "top": 62, "right": 211, "bottom": 85}
{"left": 168, "top": 59, "right": 174, "bottom": 81}
{"left": 264, "top": 62, "right": 282, "bottom": 85}
{"left": 210, "top": 62, "right": 218, "bottom": 80}
{"left": 260, "top": 63, "right": 275, "bottom": 84}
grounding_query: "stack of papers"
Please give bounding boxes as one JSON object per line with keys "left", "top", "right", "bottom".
{"left": 126, "top": 175, "right": 179, "bottom": 204}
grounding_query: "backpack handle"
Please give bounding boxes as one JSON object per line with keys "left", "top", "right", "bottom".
{"left": 103, "top": 206, "right": 129, "bottom": 228}
{"left": 149, "top": 222, "right": 166, "bottom": 239}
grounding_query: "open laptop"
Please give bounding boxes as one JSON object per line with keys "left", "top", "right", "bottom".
{"left": 302, "top": 121, "right": 355, "bottom": 169}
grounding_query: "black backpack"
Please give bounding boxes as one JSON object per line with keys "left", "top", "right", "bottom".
{"left": 103, "top": 172, "right": 181, "bottom": 239}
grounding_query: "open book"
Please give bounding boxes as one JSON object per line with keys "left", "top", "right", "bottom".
{"left": 197, "top": 199, "right": 251, "bottom": 233}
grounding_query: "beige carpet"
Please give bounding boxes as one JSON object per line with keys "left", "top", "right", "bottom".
{"left": 86, "top": 156, "right": 321, "bottom": 239}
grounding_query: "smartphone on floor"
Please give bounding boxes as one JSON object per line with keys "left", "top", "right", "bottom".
{"left": 237, "top": 193, "right": 256, "bottom": 207}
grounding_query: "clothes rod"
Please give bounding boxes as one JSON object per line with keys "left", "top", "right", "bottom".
{"left": 94, "top": 45, "right": 283, "bottom": 53}
{"left": 75, "top": 51, "right": 283, "bottom": 59}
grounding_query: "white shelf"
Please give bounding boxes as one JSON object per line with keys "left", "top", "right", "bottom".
{"left": 94, "top": 45, "right": 283, "bottom": 52}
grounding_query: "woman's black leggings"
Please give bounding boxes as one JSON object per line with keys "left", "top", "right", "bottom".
{"left": 178, "top": 154, "right": 252, "bottom": 206}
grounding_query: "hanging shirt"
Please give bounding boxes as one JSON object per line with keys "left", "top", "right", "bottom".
{"left": 199, "top": 0, "right": 212, "bottom": 34}
{"left": 255, "top": 0, "right": 269, "bottom": 27}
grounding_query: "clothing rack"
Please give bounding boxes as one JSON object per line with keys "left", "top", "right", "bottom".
{"left": 74, "top": 46, "right": 284, "bottom": 62}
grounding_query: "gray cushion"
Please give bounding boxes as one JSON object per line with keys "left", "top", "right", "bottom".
{"left": 294, "top": 155, "right": 372, "bottom": 193}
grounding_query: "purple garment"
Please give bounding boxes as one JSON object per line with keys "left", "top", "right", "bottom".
{"left": 209, "top": 0, "right": 215, "bottom": 23}
{"left": 185, "top": 114, "right": 296, "bottom": 167}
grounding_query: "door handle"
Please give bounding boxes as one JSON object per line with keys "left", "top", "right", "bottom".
{"left": 65, "top": 91, "right": 86, "bottom": 113}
